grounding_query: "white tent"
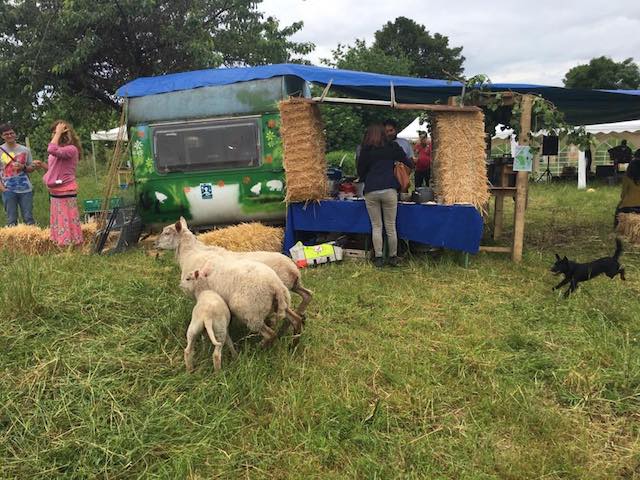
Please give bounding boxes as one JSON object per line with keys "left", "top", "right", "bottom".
{"left": 399, "top": 117, "right": 517, "bottom": 141}
{"left": 585, "top": 119, "right": 640, "bottom": 134}
{"left": 90, "top": 126, "right": 128, "bottom": 142}
{"left": 397, "top": 117, "right": 429, "bottom": 141}
{"left": 90, "top": 126, "right": 128, "bottom": 181}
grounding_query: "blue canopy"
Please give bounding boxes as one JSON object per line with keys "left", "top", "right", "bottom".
{"left": 117, "top": 63, "right": 640, "bottom": 125}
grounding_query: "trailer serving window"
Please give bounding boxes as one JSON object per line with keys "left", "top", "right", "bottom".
{"left": 153, "top": 118, "right": 261, "bottom": 172}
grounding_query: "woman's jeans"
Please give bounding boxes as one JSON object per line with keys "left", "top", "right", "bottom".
{"left": 364, "top": 188, "right": 398, "bottom": 257}
{"left": 2, "top": 190, "right": 35, "bottom": 226}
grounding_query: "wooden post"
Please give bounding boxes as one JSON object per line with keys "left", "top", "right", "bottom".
{"left": 512, "top": 95, "right": 533, "bottom": 262}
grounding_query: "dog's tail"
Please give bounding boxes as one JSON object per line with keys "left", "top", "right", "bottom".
{"left": 614, "top": 238, "right": 623, "bottom": 260}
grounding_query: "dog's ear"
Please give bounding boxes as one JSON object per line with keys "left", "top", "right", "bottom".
{"left": 555, "top": 253, "right": 560, "bottom": 261}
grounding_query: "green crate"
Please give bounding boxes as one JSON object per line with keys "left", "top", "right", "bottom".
{"left": 82, "top": 197, "right": 123, "bottom": 213}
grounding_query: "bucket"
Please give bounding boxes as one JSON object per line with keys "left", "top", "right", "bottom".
{"left": 414, "top": 187, "right": 434, "bottom": 203}
{"left": 354, "top": 182, "right": 364, "bottom": 197}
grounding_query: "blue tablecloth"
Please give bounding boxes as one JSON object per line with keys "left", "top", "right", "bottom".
{"left": 284, "top": 199, "right": 484, "bottom": 254}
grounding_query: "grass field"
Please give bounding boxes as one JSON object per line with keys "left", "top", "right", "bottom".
{"left": 1, "top": 176, "right": 639, "bottom": 478}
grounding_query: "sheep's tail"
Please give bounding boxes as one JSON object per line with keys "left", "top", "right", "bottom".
{"left": 614, "top": 238, "right": 623, "bottom": 260}
{"left": 203, "top": 321, "right": 223, "bottom": 347}
{"left": 274, "top": 285, "right": 291, "bottom": 320}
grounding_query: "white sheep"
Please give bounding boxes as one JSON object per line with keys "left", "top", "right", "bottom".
{"left": 180, "top": 256, "right": 303, "bottom": 347}
{"left": 156, "top": 218, "right": 313, "bottom": 317}
{"left": 184, "top": 288, "right": 236, "bottom": 372}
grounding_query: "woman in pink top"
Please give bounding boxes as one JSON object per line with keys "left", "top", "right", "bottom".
{"left": 34, "top": 120, "right": 83, "bottom": 246}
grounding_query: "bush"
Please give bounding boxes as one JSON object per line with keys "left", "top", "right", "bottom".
{"left": 326, "top": 150, "right": 357, "bottom": 176}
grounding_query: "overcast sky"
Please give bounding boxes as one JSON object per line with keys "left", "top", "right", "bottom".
{"left": 260, "top": 0, "right": 640, "bottom": 86}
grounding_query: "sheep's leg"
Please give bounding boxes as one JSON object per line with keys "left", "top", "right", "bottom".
{"left": 293, "top": 282, "right": 313, "bottom": 322}
{"left": 258, "top": 324, "right": 277, "bottom": 348}
{"left": 285, "top": 307, "right": 303, "bottom": 347}
{"left": 184, "top": 317, "right": 205, "bottom": 372}
{"left": 203, "top": 321, "right": 223, "bottom": 372}
{"left": 225, "top": 335, "right": 238, "bottom": 359}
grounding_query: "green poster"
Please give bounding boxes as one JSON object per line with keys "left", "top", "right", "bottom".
{"left": 513, "top": 145, "right": 533, "bottom": 172}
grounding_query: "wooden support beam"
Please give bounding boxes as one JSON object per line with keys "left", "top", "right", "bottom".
{"left": 479, "top": 246, "right": 512, "bottom": 253}
{"left": 492, "top": 162, "right": 512, "bottom": 240}
{"left": 310, "top": 96, "right": 481, "bottom": 112}
{"left": 394, "top": 103, "right": 481, "bottom": 112}
{"left": 493, "top": 195, "right": 504, "bottom": 240}
{"left": 512, "top": 95, "right": 533, "bottom": 263}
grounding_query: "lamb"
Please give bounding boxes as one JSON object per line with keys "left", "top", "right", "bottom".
{"left": 184, "top": 287, "right": 236, "bottom": 372}
{"left": 180, "top": 256, "right": 304, "bottom": 347}
{"left": 156, "top": 218, "right": 313, "bottom": 317}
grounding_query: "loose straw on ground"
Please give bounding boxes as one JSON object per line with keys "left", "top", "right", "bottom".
{"left": 431, "top": 111, "right": 490, "bottom": 211}
{"left": 197, "top": 223, "right": 283, "bottom": 252}
{"left": 279, "top": 98, "right": 328, "bottom": 202}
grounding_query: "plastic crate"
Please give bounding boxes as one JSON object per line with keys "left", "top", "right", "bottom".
{"left": 83, "top": 197, "right": 123, "bottom": 213}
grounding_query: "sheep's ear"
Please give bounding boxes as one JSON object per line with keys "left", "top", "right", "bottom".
{"left": 555, "top": 253, "right": 560, "bottom": 260}
{"left": 179, "top": 216, "right": 188, "bottom": 230}
{"left": 201, "top": 263, "right": 213, "bottom": 277}
{"left": 175, "top": 220, "right": 182, "bottom": 233}
{"left": 193, "top": 270, "right": 199, "bottom": 279}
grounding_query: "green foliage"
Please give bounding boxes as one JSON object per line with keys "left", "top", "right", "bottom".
{"left": 320, "top": 39, "right": 415, "bottom": 150}
{"left": 0, "top": 0, "right": 313, "bottom": 133}
{"left": 325, "top": 150, "right": 357, "bottom": 176}
{"left": 373, "top": 16, "right": 465, "bottom": 79}
{"left": 563, "top": 56, "right": 640, "bottom": 90}
{"left": 322, "top": 39, "right": 413, "bottom": 77}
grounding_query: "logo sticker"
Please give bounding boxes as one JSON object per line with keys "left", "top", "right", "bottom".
{"left": 200, "top": 183, "right": 213, "bottom": 200}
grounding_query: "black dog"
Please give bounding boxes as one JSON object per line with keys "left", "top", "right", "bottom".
{"left": 550, "top": 238, "right": 626, "bottom": 297}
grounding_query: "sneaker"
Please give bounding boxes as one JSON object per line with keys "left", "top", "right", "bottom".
{"left": 373, "top": 257, "right": 385, "bottom": 268}
{"left": 388, "top": 256, "right": 400, "bottom": 267}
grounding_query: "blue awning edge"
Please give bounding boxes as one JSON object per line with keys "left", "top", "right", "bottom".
{"left": 116, "top": 64, "right": 640, "bottom": 125}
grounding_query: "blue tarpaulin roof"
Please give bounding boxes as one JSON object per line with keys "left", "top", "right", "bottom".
{"left": 117, "top": 63, "right": 640, "bottom": 125}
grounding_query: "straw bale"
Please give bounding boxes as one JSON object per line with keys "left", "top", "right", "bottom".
{"left": 0, "top": 225, "right": 54, "bottom": 255}
{"left": 197, "top": 223, "right": 284, "bottom": 252}
{"left": 0, "top": 223, "right": 97, "bottom": 255}
{"left": 431, "top": 111, "right": 490, "bottom": 211}
{"left": 279, "top": 98, "right": 328, "bottom": 202}
{"left": 616, "top": 213, "right": 640, "bottom": 244}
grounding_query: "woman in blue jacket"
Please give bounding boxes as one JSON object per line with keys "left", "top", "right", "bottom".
{"left": 357, "top": 124, "right": 414, "bottom": 267}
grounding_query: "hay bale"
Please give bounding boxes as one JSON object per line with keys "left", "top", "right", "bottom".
{"left": 0, "top": 225, "right": 54, "bottom": 255}
{"left": 616, "top": 213, "right": 640, "bottom": 244}
{"left": 279, "top": 98, "right": 328, "bottom": 202}
{"left": 197, "top": 223, "right": 283, "bottom": 252}
{"left": 431, "top": 111, "right": 490, "bottom": 210}
{"left": 0, "top": 223, "right": 97, "bottom": 255}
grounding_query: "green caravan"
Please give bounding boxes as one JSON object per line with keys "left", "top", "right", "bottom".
{"left": 121, "top": 74, "right": 308, "bottom": 229}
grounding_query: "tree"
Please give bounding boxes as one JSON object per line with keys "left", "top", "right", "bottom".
{"left": 321, "top": 40, "right": 415, "bottom": 151}
{"left": 0, "top": 0, "right": 313, "bottom": 134}
{"left": 373, "top": 17, "right": 465, "bottom": 79}
{"left": 563, "top": 56, "right": 640, "bottom": 90}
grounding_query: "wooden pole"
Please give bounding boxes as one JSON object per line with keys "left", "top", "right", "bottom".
{"left": 512, "top": 95, "right": 533, "bottom": 262}
{"left": 91, "top": 141, "right": 98, "bottom": 183}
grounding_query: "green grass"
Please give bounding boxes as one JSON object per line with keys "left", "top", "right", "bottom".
{"left": 1, "top": 181, "right": 640, "bottom": 478}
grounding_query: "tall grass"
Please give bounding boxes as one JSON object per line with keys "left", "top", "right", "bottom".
{"left": 1, "top": 182, "right": 639, "bottom": 478}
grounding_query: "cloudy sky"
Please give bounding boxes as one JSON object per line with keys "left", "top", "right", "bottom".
{"left": 260, "top": 0, "right": 640, "bottom": 86}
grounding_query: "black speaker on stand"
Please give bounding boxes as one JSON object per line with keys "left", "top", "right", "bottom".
{"left": 536, "top": 135, "right": 559, "bottom": 183}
